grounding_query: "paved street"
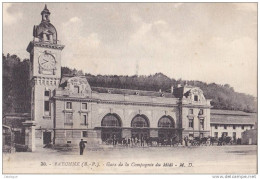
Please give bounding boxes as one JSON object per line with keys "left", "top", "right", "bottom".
{"left": 3, "top": 145, "right": 257, "bottom": 174}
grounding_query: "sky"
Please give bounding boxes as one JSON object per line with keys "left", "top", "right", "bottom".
{"left": 3, "top": 3, "right": 257, "bottom": 96}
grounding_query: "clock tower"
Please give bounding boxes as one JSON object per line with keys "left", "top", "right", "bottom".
{"left": 26, "top": 5, "right": 65, "bottom": 146}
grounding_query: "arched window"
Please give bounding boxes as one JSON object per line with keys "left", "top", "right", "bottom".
{"left": 131, "top": 115, "right": 149, "bottom": 127}
{"left": 158, "top": 116, "right": 174, "bottom": 128}
{"left": 101, "top": 114, "right": 121, "bottom": 127}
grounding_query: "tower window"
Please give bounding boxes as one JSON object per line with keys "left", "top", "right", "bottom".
{"left": 224, "top": 125, "right": 227, "bottom": 129}
{"left": 200, "top": 119, "right": 204, "bottom": 130}
{"left": 82, "top": 103, "right": 87, "bottom": 110}
{"left": 215, "top": 125, "right": 218, "bottom": 129}
{"left": 81, "top": 114, "right": 88, "bottom": 126}
{"left": 194, "top": 95, "right": 198, "bottom": 101}
{"left": 66, "top": 102, "right": 72, "bottom": 109}
{"left": 189, "top": 118, "right": 194, "bottom": 128}
{"left": 44, "top": 101, "right": 50, "bottom": 112}
{"left": 45, "top": 90, "right": 50, "bottom": 97}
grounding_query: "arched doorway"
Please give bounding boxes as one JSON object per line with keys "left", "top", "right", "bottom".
{"left": 158, "top": 116, "right": 175, "bottom": 139}
{"left": 101, "top": 113, "right": 122, "bottom": 141}
{"left": 131, "top": 114, "right": 150, "bottom": 139}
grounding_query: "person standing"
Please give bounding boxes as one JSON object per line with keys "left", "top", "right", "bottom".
{"left": 79, "top": 139, "right": 85, "bottom": 155}
{"left": 112, "top": 134, "right": 116, "bottom": 146}
{"left": 184, "top": 136, "right": 188, "bottom": 146}
{"left": 127, "top": 138, "right": 131, "bottom": 147}
{"left": 141, "top": 135, "right": 144, "bottom": 147}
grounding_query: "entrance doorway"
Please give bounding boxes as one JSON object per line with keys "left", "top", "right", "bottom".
{"left": 131, "top": 114, "right": 150, "bottom": 139}
{"left": 158, "top": 116, "right": 175, "bottom": 140}
{"left": 43, "top": 132, "right": 51, "bottom": 144}
{"left": 101, "top": 113, "right": 122, "bottom": 142}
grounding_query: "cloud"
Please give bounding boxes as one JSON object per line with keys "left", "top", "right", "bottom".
{"left": 129, "top": 19, "right": 178, "bottom": 60}
{"left": 60, "top": 17, "right": 105, "bottom": 73}
{"left": 3, "top": 3, "right": 22, "bottom": 25}
{"left": 126, "top": 14, "right": 257, "bottom": 95}
{"left": 55, "top": 4, "right": 256, "bottom": 96}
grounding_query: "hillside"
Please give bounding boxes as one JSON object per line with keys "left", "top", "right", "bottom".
{"left": 2, "top": 54, "right": 257, "bottom": 114}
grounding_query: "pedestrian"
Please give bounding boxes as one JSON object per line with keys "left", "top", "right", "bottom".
{"left": 141, "top": 135, "right": 144, "bottom": 147}
{"left": 128, "top": 138, "right": 131, "bottom": 146}
{"left": 145, "top": 136, "right": 148, "bottom": 147}
{"left": 184, "top": 136, "right": 188, "bottom": 146}
{"left": 210, "top": 137, "right": 214, "bottom": 146}
{"left": 112, "top": 134, "right": 116, "bottom": 146}
{"left": 170, "top": 137, "right": 173, "bottom": 147}
{"left": 79, "top": 139, "right": 85, "bottom": 155}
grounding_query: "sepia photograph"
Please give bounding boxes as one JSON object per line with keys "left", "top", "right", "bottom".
{"left": 2, "top": 2, "right": 257, "bottom": 174}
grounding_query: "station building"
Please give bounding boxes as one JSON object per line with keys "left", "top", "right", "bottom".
{"left": 26, "top": 6, "right": 211, "bottom": 148}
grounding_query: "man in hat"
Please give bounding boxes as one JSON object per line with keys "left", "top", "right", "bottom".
{"left": 79, "top": 139, "right": 86, "bottom": 155}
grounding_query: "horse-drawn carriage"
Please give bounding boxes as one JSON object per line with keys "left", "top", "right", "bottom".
{"left": 147, "top": 136, "right": 180, "bottom": 147}
{"left": 217, "top": 136, "right": 233, "bottom": 146}
{"left": 190, "top": 137, "right": 209, "bottom": 146}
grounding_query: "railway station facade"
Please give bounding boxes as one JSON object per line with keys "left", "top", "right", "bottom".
{"left": 26, "top": 6, "right": 211, "bottom": 149}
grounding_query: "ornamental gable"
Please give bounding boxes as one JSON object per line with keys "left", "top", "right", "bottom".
{"left": 57, "top": 76, "right": 92, "bottom": 98}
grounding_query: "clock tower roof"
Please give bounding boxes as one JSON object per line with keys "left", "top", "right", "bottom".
{"left": 32, "top": 5, "right": 58, "bottom": 44}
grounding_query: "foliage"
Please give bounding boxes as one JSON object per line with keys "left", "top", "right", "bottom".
{"left": 62, "top": 67, "right": 257, "bottom": 113}
{"left": 2, "top": 54, "right": 256, "bottom": 114}
{"left": 2, "top": 54, "right": 31, "bottom": 114}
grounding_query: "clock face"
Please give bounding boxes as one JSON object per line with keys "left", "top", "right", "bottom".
{"left": 39, "top": 53, "right": 56, "bottom": 70}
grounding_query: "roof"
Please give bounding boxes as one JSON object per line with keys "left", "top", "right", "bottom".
{"left": 211, "top": 109, "right": 256, "bottom": 116}
{"left": 91, "top": 87, "right": 176, "bottom": 98}
{"left": 211, "top": 116, "right": 255, "bottom": 125}
{"left": 59, "top": 75, "right": 176, "bottom": 98}
{"left": 211, "top": 109, "right": 257, "bottom": 125}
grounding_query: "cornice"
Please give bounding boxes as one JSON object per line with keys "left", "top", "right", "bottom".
{"left": 27, "top": 41, "right": 65, "bottom": 52}
{"left": 182, "top": 104, "right": 211, "bottom": 109}
{"left": 53, "top": 96, "right": 179, "bottom": 108}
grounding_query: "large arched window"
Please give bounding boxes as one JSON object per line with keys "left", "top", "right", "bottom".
{"left": 158, "top": 116, "right": 174, "bottom": 128}
{"left": 131, "top": 115, "right": 150, "bottom": 127}
{"left": 101, "top": 113, "right": 121, "bottom": 127}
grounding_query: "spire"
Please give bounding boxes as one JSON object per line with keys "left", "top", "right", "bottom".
{"left": 41, "top": 4, "right": 51, "bottom": 22}
{"left": 41, "top": 4, "right": 50, "bottom": 15}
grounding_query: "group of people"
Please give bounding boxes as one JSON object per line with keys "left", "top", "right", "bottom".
{"left": 80, "top": 133, "right": 242, "bottom": 155}
{"left": 183, "top": 135, "right": 242, "bottom": 146}
{"left": 111, "top": 135, "right": 147, "bottom": 147}
{"left": 108, "top": 134, "right": 180, "bottom": 147}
